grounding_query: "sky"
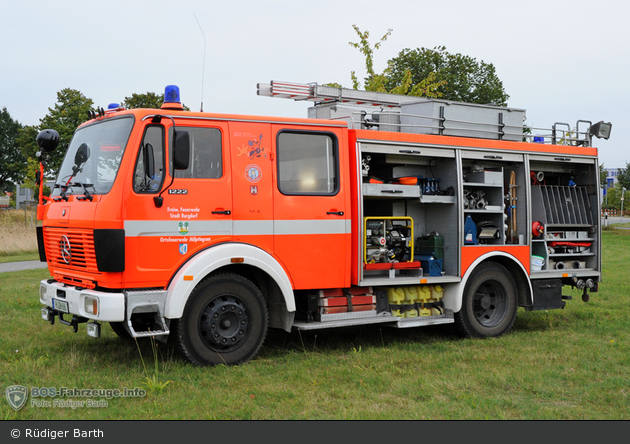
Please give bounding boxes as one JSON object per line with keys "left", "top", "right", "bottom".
{"left": 1, "top": 0, "right": 628, "bottom": 168}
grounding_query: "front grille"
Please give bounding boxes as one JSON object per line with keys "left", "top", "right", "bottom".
{"left": 44, "top": 227, "right": 98, "bottom": 273}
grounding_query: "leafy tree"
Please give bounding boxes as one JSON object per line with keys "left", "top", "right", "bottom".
{"left": 345, "top": 25, "right": 446, "bottom": 98}
{"left": 123, "top": 91, "right": 190, "bottom": 111}
{"left": 29, "top": 89, "right": 95, "bottom": 174}
{"left": 0, "top": 107, "right": 26, "bottom": 191}
{"left": 384, "top": 46, "right": 510, "bottom": 106}
{"left": 348, "top": 25, "right": 392, "bottom": 90}
{"left": 616, "top": 162, "right": 630, "bottom": 191}
{"left": 123, "top": 92, "right": 164, "bottom": 109}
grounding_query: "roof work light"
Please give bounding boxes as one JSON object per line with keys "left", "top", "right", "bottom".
{"left": 590, "top": 121, "right": 612, "bottom": 140}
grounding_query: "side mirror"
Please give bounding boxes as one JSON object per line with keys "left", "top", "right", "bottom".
{"left": 173, "top": 130, "right": 190, "bottom": 170}
{"left": 37, "top": 129, "right": 60, "bottom": 153}
{"left": 74, "top": 143, "right": 90, "bottom": 166}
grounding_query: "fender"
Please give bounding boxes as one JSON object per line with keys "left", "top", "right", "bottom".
{"left": 164, "top": 242, "right": 295, "bottom": 319}
{"left": 443, "top": 251, "right": 532, "bottom": 313}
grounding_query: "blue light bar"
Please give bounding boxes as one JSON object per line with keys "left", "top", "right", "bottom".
{"left": 108, "top": 103, "right": 120, "bottom": 110}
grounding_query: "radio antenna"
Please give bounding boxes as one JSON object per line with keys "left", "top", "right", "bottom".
{"left": 194, "top": 12, "right": 206, "bottom": 112}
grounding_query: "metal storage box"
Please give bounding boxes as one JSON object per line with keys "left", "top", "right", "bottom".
{"left": 400, "top": 100, "right": 525, "bottom": 141}
{"left": 466, "top": 170, "right": 503, "bottom": 185}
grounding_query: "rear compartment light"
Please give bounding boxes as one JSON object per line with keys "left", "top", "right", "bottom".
{"left": 84, "top": 296, "right": 99, "bottom": 316}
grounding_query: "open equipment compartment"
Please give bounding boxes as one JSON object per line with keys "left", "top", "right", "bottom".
{"left": 529, "top": 155, "right": 600, "bottom": 276}
{"left": 358, "top": 141, "right": 459, "bottom": 286}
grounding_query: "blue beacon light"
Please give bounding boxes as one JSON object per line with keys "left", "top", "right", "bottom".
{"left": 164, "top": 85, "right": 180, "bottom": 103}
{"left": 162, "top": 85, "right": 184, "bottom": 110}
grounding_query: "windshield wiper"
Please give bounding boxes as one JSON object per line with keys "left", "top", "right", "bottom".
{"left": 53, "top": 183, "right": 70, "bottom": 202}
{"left": 72, "top": 182, "right": 95, "bottom": 201}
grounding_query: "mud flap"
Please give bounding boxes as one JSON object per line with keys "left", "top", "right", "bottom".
{"left": 530, "top": 279, "right": 566, "bottom": 310}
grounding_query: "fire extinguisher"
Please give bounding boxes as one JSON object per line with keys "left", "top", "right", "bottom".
{"left": 532, "top": 221, "right": 544, "bottom": 238}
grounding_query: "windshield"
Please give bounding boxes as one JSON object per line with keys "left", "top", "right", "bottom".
{"left": 53, "top": 116, "right": 134, "bottom": 196}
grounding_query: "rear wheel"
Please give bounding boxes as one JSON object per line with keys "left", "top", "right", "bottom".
{"left": 173, "top": 273, "right": 268, "bottom": 366}
{"left": 455, "top": 262, "right": 518, "bottom": 338}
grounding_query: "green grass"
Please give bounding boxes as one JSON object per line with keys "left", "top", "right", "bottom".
{"left": 0, "top": 253, "right": 39, "bottom": 264}
{"left": 1, "top": 231, "right": 629, "bottom": 420}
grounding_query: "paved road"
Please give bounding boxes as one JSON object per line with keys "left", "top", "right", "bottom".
{"left": 0, "top": 260, "right": 49, "bottom": 274}
{"left": 602, "top": 215, "right": 630, "bottom": 228}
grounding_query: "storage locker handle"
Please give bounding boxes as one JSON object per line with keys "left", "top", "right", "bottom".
{"left": 381, "top": 189, "right": 403, "bottom": 193}
{"left": 399, "top": 149, "right": 421, "bottom": 154}
{"left": 554, "top": 157, "right": 572, "bottom": 161}
{"left": 484, "top": 155, "right": 503, "bottom": 159}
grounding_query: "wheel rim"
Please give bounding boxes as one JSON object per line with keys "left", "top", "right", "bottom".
{"left": 472, "top": 279, "right": 507, "bottom": 327}
{"left": 199, "top": 295, "right": 250, "bottom": 352}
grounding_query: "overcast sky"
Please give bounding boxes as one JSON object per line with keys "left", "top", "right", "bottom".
{"left": 2, "top": 0, "right": 628, "bottom": 168}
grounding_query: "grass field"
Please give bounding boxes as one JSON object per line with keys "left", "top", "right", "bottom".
{"left": 0, "top": 209, "right": 39, "bottom": 257}
{"left": 1, "top": 231, "right": 629, "bottom": 420}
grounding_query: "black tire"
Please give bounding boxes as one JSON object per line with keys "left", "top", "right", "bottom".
{"left": 173, "top": 273, "right": 268, "bottom": 366}
{"left": 455, "top": 262, "right": 518, "bottom": 338}
{"left": 110, "top": 322, "right": 133, "bottom": 340}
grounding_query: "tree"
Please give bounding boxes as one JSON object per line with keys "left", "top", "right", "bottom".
{"left": 616, "top": 162, "right": 630, "bottom": 191}
{"left": 122, "top": 92, "right": 164, "bottom": 109}
{"left": 26, "top": 89, "right": 95, "bottom": 175}
{"left": 385, "top": 46, "right": 510, "bottom": 106}
{"left": 0, "top": 107, "right": 26, "bottom": 191}
{"left": 123, "top": 91, "right": 190, "bottom": 111}
{"left": 345, "top": 25, "right": 446, "bottom": 98}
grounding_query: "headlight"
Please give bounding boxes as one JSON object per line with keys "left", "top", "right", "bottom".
{"left": 39, "top": 283, "right": 47, "bottom": 303}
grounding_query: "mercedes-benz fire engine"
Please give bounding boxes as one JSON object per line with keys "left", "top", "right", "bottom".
{"left": 34, "top": 82, "right": 611, "bottom": 366}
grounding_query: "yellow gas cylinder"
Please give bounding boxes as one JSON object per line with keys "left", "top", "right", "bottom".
{"left": 417, "top": 286, "right": 432, "bottom": 316}
{"left": 403, "top": 287, "right": 418, "bottom": 317}
{"left": 431, "top": 285, "right": 444, "bottom": 315}
{"left": 387, "top": 287, "right": 405, "bottom": 318}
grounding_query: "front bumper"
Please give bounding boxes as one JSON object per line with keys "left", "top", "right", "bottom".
{"left": 39, "top": 279, "right": 125, "bottom": 323}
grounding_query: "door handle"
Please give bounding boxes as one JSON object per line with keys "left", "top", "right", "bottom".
{"left": 327, "top": 211, "right": 344, "bottom": 216}
{"left": 212, "top": 210, "right": 231, "bottom": 215}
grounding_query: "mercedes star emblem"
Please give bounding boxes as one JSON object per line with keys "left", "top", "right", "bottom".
{"left": 60, "top": 235, "right": 72, "bottom": 264}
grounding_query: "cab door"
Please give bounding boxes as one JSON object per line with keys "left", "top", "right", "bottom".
{"left": 124, "top": 121, "right": 232, "bottom": 287}
{"left": 271, "top": 126, "right": 351, "bottom": 289}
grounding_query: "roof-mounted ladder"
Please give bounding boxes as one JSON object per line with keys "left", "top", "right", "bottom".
{"left": 257, "top": 80, "right": 424, "bottom": 108}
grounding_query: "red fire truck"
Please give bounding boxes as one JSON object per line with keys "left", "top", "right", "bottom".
{"left": 35, "top": 82, "right": 611, "bottom": 366}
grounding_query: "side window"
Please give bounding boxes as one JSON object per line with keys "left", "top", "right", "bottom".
{"left": 133, "top": 125, "right": 164, "bottom": 193}
{"left": 170, "top": 127, "right": 222, "bottom": 179}
{"left": 277, "top": 131, "right": 338, "bottom": 195}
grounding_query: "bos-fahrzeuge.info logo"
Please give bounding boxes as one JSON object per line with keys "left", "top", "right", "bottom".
{"left": 5, "top": 385, "right": 28, "bottom": 411}
{"left": 5, "top": 385, "right": 147, "bottom": 411}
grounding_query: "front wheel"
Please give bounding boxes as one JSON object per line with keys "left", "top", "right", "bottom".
{"left": 173, "top": 273, "right": 268, "bottom": 366}
{"left": 455, "top": 262, "right": 518, "bottom": 338}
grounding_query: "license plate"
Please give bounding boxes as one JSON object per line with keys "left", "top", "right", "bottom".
{"left": 53, "top": 298, "right": 69, "bottom": 313}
